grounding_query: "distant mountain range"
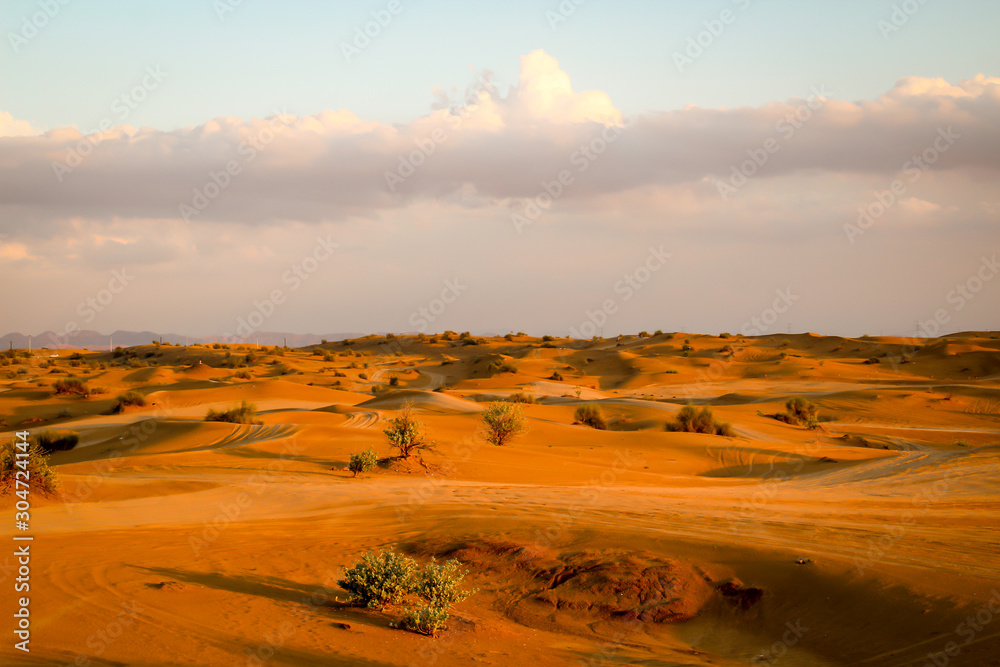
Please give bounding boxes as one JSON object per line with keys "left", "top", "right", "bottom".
{"left": 0, "top": 330, "right": 369, "bottom": 351}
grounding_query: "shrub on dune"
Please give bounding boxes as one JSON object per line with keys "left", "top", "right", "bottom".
{"left": 111, "top": 391, "right": 146, "bottom": 413}
{"left": 487, "top": 360, "right": 516, "bottom": 375}
{"left": 349, "top": 448, "right": 378, "bottom": 477}
{"left": 481, "top": 402, "right": 527, "bottom": 446}
{"left": 1, "top": 439, "right": 57, "bottom": 495}
{"left": 205, "top": 400, "right": 262, "bottom": 425}
{"left": 666, "top": 405, "right": 734, "bottom": 437}
{"left": 574, "top": 404, "right": 607, "bottom": 430}
{"left": 383, "top": 404, "right": 429, "bottom": 458}
{"left": 508, "top": 392, "right": 535, "bottom": 404}
{"left": 340, "top": 550, "right": 476, "bottom": 637}
{"left": 53, "top": 378, "right": 89, "bottom": 397}
{"left": 340, "top": 548, "right": 418, "bottom": 610}
{"left": 771, "top": 397, "right": 820, "bottom": 429}
{"left": 33, "top": 429, "right": 79, "bottom": 453}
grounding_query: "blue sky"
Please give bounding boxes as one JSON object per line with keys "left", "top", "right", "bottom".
{"left": 5, "top": 0, "right": 998, "bottom": 131}
{"left": 1, "top": 1, "right": 999, "bottom": 338}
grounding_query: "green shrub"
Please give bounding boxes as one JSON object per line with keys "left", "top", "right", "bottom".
{"left": 864, "top": 357, "right": 881, "bottom": 365}
{"left": 508, "top": 392, "right": 535, "bottom": 404}
{"left": 666, "top": 405, "right": 733, "bottom": 436}
{"left": 33, "top": 430, "right": 79, "bottom": 453}
{"left": 358, "top": 372, "right": 369, "bottom": 380}
{"left": 399, "top": 605, "right": 450, "bottom": 637}
{"left": 1, "top": 439, "right": 57, "bottom": 495}
{"left": 481, "top": 402, "right": 527, "bottom": 446}
{"left": 383, "top": 404, "right": 428, "bottom": 458}
{"left": 396, "top": 558, "right": 476, "bottom": 636}
{"left": 574, "top": 404, "right": 607, "bottom": 430}
{"left": 340, "top": 549, "right": 417, "bottom": 609}
{"left": 413, "top": 558, "right": 475, "bottom": 609}
{"left": 550, "top": 371, "right": 564, "bottom": 381}
{"left": 111, "top": 391, "right": 146, "bottom": 413}
{"left": 349, "top": 448, "right": 378, "bottom": 477}
{"left": 389, "top": 375, "right": 400, "bottom": 386}
{"left": 53, "top": 378, "right": 89, "bottom": 397}
{"left": 205, "top": 400, "right": 262, "bottom": 424}
{"left": 233, "top": 370, "right": 252, "bottom": 380}
{"left": 541, "top": 335, "right": 555, "bottom": 342}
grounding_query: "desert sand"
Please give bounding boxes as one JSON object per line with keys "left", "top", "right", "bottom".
{"left": 1, "top": 331, "right": 999, "bottom": 666}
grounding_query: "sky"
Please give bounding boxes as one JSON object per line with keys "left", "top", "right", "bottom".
{"left": 1, "top": 0, "right": 999, "bottom": 339}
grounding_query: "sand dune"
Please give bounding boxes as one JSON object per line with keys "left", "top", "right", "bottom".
{"left": 2, "top": 333, "right": 999, "bottom": 666}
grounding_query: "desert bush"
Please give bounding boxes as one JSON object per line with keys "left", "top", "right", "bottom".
{"left": 487, "top": 360, "right": 516, "bottom": 375}
{"left": 786, "top": 397, "right": 817, "bottom": 422}
{"left": 389, "top": 375, "right": 400, "bottom": 386}
{"left": 53, "top": 378, "right": 89, "bottom": 397}
{"left": 349, "top": 448, "right": 378, "bottom": 477}
{"left": 233, "top": 370, "right": 252, "bottom": 380}
{"left": 397, "top": 558, "right": 476, "bottom": 636}
{"left": 666, "top": 405, "right": 733, "bottom": 436}
{"left": 503, "top": 333, "right": 514, "bottom": 341}
{"left": 574, "top": 404, "right": 607, "bottom": 430}
{"left": 864, "top": 357, "right": 881, "bottom": 365}
{"left": 719, "top": 332, "right": 732, "bottom": 339}
{"left": 1, "top": 439, "right": 57, "bottom": 495}
{"left": 412, "top": 558, "right": 475, "bottom": 609}
{"left": 541, "top": 335, "right": 555, "bottom": 342}
{"left": 205, "top": 400, "right": 262, "bottom": 424}
{"left": 32, "top": 429, "right": 79, "bottom": 453}
{"left": 550, "top": 371, "right": 564, "bottom": 381}
{"left": 111, "top": 391, "right": 146, "bottom": 413}
{"left": 398, "top": 604, "right": 450, "bottom": 637}
{"left": 508, "top": 392, "right": 535, "bottom": 404}
{"left": 681, "top": 343, "right": 693, "bottom": 352}
{"left": 340, "top": 548, "right": 418, "bottom": 609}
{"left": 383, "top": 404, "right": 429, "bottom": 458}
{"left": 112, "top": 346, "right": 125, "bottom": 358}
{"left": 481, "top": 402, "right": 527, "bottom": 446}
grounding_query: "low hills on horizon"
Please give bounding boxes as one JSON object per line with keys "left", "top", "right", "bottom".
{"left": 1, "top": 328, "right": 996, "bottom": 352}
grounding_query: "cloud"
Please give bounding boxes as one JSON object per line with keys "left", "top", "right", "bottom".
{"left": 0, "top": 53, "right": 997, "bottom": 243}
{"left": 898, "top": 197, "right": 941, "bottom": 214}
{"left": 0, "top": 111, "right": 38, "bottom": 138}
